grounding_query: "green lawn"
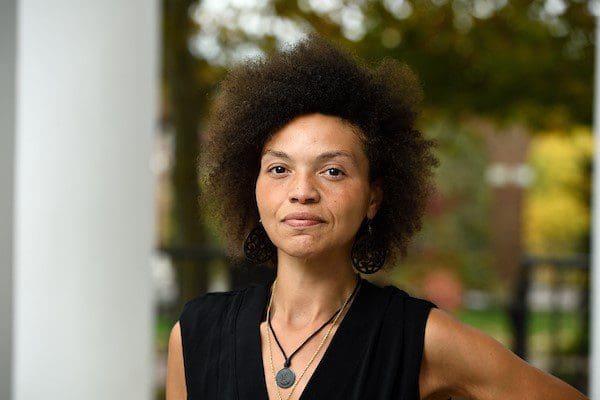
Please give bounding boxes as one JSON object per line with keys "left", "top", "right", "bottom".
{"left": 456, "top": 307, "right": 586, "bottom": 354}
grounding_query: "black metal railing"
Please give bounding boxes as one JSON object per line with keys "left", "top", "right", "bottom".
{"left": 509, "top": 253, "right": 589, "bottom": 392}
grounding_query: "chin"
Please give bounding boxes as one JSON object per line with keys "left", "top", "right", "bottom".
{"left": 278, "top": 241, "right": 324, "bottom": 260}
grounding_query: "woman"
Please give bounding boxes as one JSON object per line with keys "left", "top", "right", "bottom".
{"left": 166, "top": 32, "right": 588, "bottom": 400}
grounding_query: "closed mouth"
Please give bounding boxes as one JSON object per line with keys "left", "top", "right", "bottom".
{"left": 283, "top": 219, "right": 323, "bottom": 227}
{"left": 283, "top": 212, "right": 325, "bottom": 222}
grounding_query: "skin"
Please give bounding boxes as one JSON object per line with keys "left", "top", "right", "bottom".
{"left": 166, "top": 113, "right": 589, "bottom": 400}
{"left": 419, "top": 308, "right": 588, "bottom": 399}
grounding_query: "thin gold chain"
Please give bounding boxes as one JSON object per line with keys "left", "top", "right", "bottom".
{"left": 265, "top": 277, "right": 359, "bottom": 400}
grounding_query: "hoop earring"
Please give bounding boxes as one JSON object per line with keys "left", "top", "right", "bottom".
{"left": 244, "top": 219, "right": 276, "bottom": 264}
{"left": 351, "top": 218, "right": 387, "bottom": 274}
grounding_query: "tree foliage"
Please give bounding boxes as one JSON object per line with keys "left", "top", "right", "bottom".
{"left": 191, "top": 0, "right": 595, "bottom": 127}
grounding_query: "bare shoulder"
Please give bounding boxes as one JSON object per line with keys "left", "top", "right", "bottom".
{"left": 166, "top": 321, "right": 187, "bottom": 400}
{"left": 418, "top": 308, "right": 588, "bottom": 400}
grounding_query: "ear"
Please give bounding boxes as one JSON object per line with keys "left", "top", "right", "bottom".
{"left": 366, "top": 177, "right": 384, "bottom": 220}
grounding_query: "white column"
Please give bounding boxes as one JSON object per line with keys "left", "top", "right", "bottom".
{"left": 0, "top": 1, "right": 17, "bottom": 399}
{"left": 591, "top": 15, "right": 600, "bottom": 400}
{"left": 7, "top": 1, "right": 159, "bottom": 399}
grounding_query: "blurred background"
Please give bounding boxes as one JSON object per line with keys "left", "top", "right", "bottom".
{"left": 1, "top": 0, "right": 597, "bottom": 399}
{"left": 155, "top": 0, "right": 595, "bottom": 398}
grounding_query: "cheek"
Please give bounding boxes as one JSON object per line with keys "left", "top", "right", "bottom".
{"left": 255, "top": 178, "right": 267, "bottom": 216}
{"left": 255, "top": 177, "right": 280, "bottom": 217}
{"left": 331, "top": 187, "right": 370, "bottom": 226}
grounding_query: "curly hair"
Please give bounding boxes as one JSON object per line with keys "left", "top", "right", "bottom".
{"left": 199, "top": 31, "right": 439, "bottom": 270}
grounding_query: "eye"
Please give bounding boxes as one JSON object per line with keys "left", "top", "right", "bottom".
{"left": 268, "top": 165, "right": 287, "bottom": 175}
{"left": 323, "top": 167, "right": 345, "bottom": 178}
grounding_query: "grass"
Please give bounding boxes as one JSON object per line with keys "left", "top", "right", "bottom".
{"left": 456, "top": 307, "right": 586, "bottom": 355}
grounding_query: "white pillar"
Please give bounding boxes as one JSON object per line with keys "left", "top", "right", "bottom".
{"left": 591, "top": 15, "right": 600, "bottom": 400}
{"left": 2, "top": 1, "right": 159, "bottom": 399}
{"left": 0, "top": 1, "right": 17, "bottom": 399}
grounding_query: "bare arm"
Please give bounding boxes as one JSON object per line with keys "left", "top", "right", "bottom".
{"left": 419, "top": 308, "right": 588, "bottom": 400}
{"left": 166, "top": 321, "right": 187, "bottom": 400}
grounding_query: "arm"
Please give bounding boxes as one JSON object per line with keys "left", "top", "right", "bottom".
{"left": 166, "top": 321, "right": 187, "bottom": 400}
{"left": 419, "top": 308, "right": 589, "bottom": 400}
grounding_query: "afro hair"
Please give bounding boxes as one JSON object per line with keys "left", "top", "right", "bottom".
{"left": 199, "top": 31, "right": 439, "bottom": 270}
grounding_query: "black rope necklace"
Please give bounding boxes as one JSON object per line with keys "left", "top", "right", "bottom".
{"left": 267, "top": 273, "right": 362, "bottom": 389}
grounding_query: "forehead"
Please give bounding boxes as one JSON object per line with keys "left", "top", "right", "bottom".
{"left": 261, "top": 113, "right": 366, "bottom": 157}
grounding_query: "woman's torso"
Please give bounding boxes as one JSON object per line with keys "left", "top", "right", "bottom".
{"left": 178, "top": 278, "right": 437, "bottom": 400}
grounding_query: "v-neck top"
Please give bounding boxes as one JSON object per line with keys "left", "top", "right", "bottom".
{"left": 178, "top": 278, "right": 437, "bottom": 400}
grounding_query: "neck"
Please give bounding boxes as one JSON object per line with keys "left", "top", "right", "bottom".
{"left": 269, "top": 249, "right": 360, "bottom": 330}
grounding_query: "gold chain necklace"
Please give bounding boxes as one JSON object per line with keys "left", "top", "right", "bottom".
{"left": 265, "top": 277, "right": 361, "bottom": 400}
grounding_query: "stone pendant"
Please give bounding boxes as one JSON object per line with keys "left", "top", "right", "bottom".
{"left": 275, "top": 367, "right": 295, "bottom": 388}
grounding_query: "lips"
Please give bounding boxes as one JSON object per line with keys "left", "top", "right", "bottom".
{"left": 283, "top": 212, "right": 325, "bottom": 227}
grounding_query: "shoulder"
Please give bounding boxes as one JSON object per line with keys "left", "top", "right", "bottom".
{"left": 178, "top": 285, "right": 257, "bottom": 340}
{"left": 382, "top": 284, "right": 436, "bottom": 304}
{"left": 180, "top": 286, "right": 247, "bottom": 315}
{"left": 362, "top": 283, "right": 438, "bottom": 334}
{"left": 419, "top": 308, "right": 588, "bottom": 400}
{"left": 382, "top": 284, "right": 438, "bottom": 318}
{"left": 179, "top": 283, "right": 263, "bottom": 314}
{"left": 420, "top": 307, "right": 524, "bottom": 399}
{"left": 418, "top": 308, "right": 477, "bottom": 399}
{"left": 421, "top": 308, "right": 524, "bottom": 399}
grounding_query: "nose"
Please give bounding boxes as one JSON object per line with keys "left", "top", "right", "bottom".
{"left": 289, "top": 171, "right": 320, "bottom": 204}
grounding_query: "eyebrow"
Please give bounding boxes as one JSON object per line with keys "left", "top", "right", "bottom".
{"left": 262, "top": 150, "right": 358, "bottom": 167}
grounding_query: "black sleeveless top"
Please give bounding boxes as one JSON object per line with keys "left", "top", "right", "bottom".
{"left": 178, "top": 278, "right": 438, "bottom": 400}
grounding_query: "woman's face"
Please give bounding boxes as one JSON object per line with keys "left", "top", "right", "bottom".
{"left": 255, "top": 113, "right": 383, "bottom": 261}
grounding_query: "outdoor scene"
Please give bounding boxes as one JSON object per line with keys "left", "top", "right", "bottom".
{"left": 152, "top": 0, "right": 594, "bottom": 398}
